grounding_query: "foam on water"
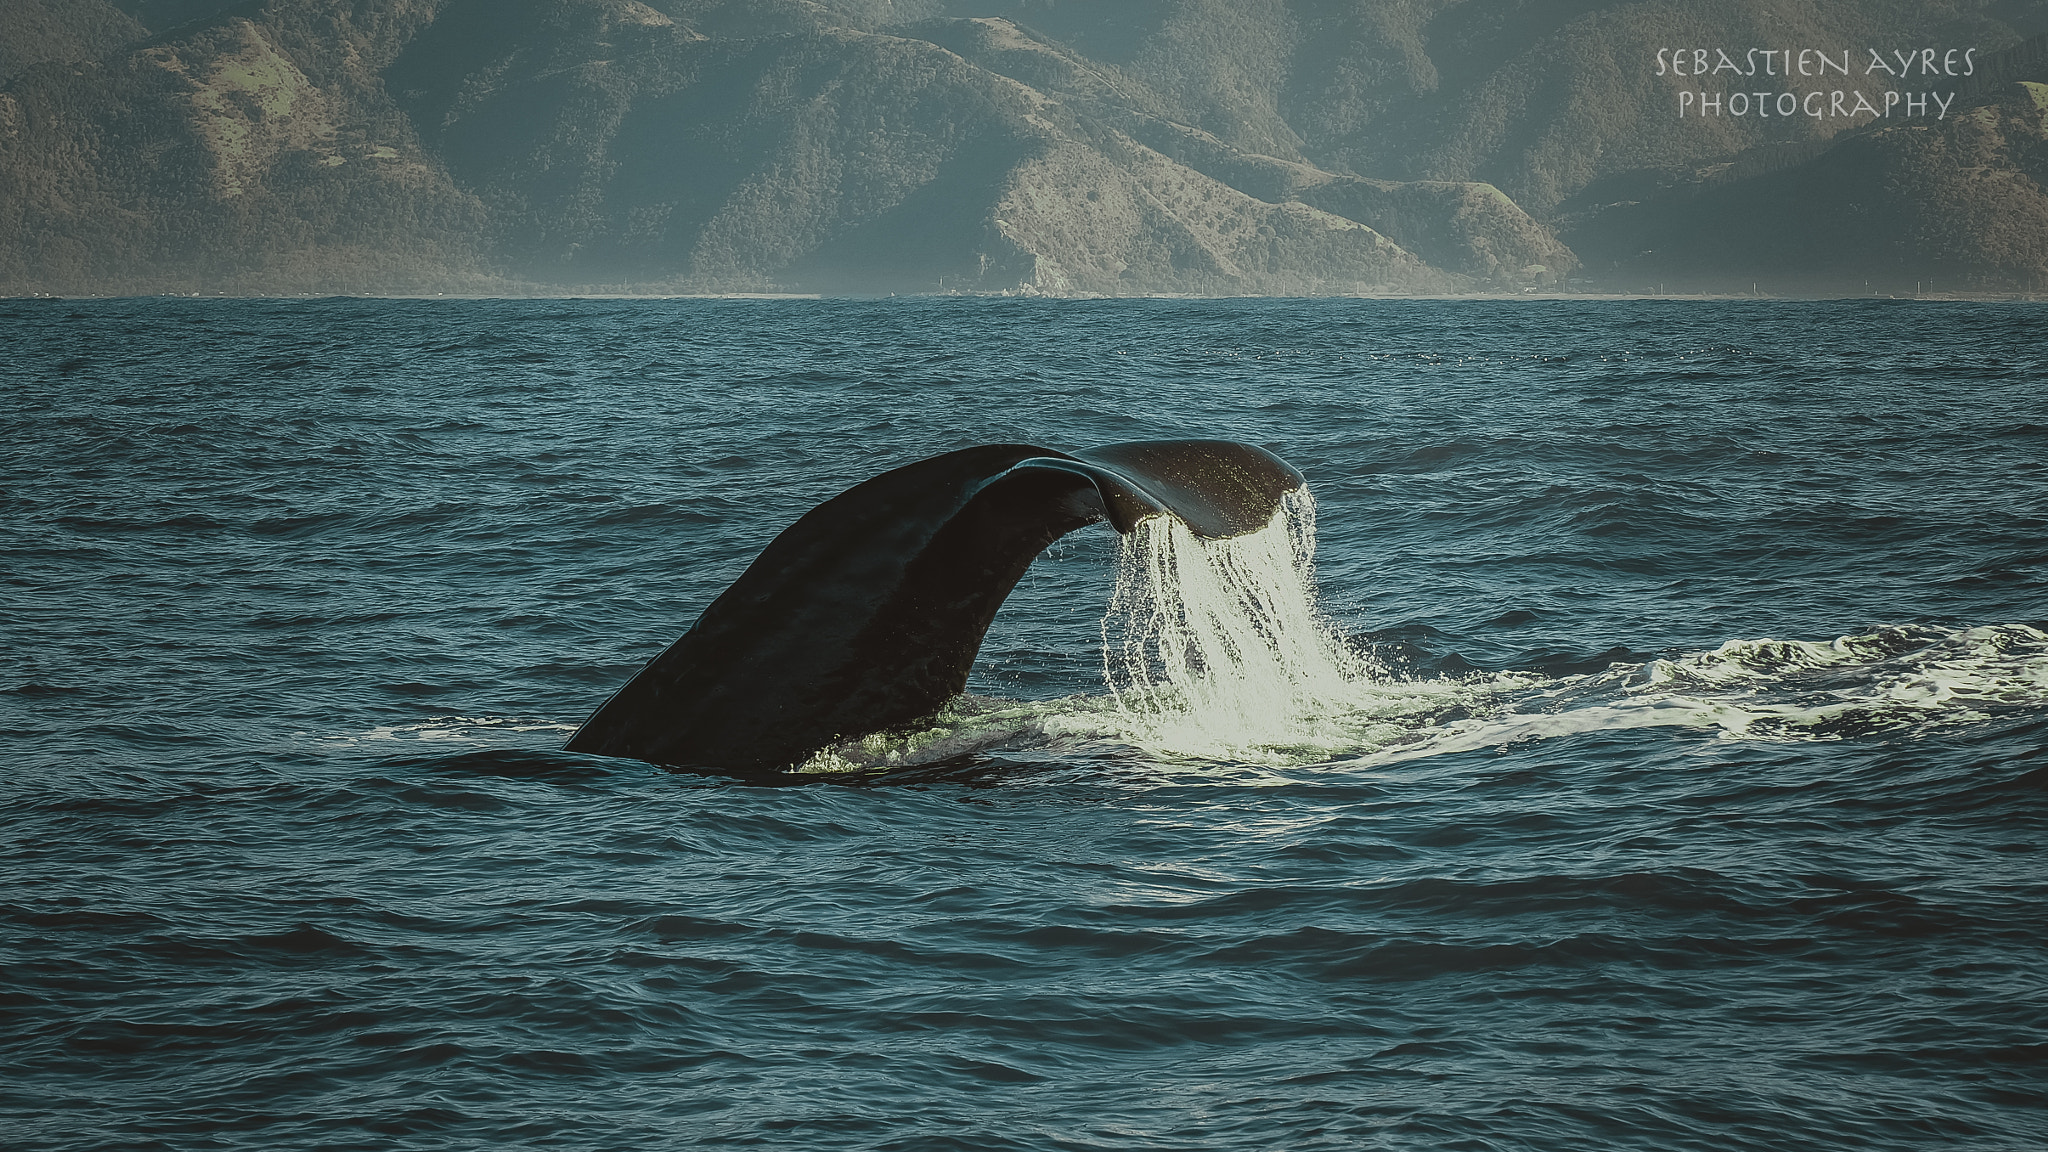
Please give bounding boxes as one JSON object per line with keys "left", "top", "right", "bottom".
{"left": 1353, "top": 623, "right": 2048, "bottom": 766}
{"left": 1084, "top": 495, "right": 2048, "bottom": 765}
{"left": 328, "top": 715, "right": 579, "bottom": 747}
{"left": 1623, "top": 622, "right": 2048, "bottom": 737}
{"left": 802, "top": 492, "right": 2048, "bottom": 776}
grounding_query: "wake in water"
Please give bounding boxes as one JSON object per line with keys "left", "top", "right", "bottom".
{"left": 1352, "top": 622, "right": 2048, "bottom": 767}
{"left": 799, "top": 492, "right": 2048, "bottom": 775}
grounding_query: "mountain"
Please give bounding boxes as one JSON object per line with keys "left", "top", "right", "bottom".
{"left": 0, "top": 0, "right": 147, "bottom": 86}
{"left": 1560, "top": 40, "right": 2048, "bottom": 293}
{"left": 1, "top": 0, "right": 2044, "bottom": 295}
{"left": 945, "top": 0, "right": 2048, "bottom": 213}
{"left": 384, "top": 4, "right": 1578, "bottom": 293}
{"left": 0, "top": 0, "right": 491, "bottom": 293}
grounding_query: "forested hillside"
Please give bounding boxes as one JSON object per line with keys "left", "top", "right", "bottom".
{"left": 2, "top": 0, "right": 2044, "bottom": 294}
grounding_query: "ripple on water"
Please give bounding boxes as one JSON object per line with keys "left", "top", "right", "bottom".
{"left": 1, "top": 298, "right": 2044, "bottom": 1150}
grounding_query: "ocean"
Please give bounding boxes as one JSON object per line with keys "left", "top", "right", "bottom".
{"left": 4, "top": 296, "right": 2045, "bottom": 1149}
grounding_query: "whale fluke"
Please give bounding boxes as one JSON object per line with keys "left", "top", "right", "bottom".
{"left": 565, "top": 440, "right": 1303, "bottom": 772}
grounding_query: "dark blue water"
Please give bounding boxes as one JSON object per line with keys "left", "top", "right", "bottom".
{"left": 4, "top": 297, "right": 2045, "bottom": 1150}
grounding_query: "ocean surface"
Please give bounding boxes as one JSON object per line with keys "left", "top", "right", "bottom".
{"left": 4, "top": 295, "right": 2045, "bottom": 1150}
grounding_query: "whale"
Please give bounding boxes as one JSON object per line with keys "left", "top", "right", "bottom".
{"left": 565, "top": 440, "right": 1303, "bottom": 772}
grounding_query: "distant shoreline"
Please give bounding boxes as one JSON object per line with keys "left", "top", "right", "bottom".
{"left": 6, "top": 290, "right": 2043, "bottom": 303}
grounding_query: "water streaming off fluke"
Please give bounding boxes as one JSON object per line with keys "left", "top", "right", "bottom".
{"left": 1106, "top": 491, "right": 1388, "bottom": 760}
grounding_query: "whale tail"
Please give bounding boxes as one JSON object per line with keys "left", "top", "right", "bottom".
{"left": 564, "top": 440, "right": 1304, "bottom": 772}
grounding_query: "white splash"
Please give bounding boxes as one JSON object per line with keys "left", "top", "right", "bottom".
{"left": 1078, "top": 491, "right": 2048, "bottom": 769}
{"left": 1087, "top": 490, "right": 1511, "bottom": 763}
{"left": 791, "top": 489, "right": 2048, "bottom": 775}
{"left": 797, "top": 490, "right": 1515, "bottom": 774}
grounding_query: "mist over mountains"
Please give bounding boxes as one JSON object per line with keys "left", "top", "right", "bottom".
{"left": 3, "top": 0, "right": 2045, "bottom": 295}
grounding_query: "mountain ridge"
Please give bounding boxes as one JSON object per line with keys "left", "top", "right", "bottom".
{"left": 3, "top": 0, "right": 2044, "bottom": 294}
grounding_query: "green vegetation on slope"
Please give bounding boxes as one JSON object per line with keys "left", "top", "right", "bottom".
{"left": 0, "top": 1, "right": 491, "bottom": 293}
{"left": 0, "top": 0, "right": 146, "bottom": 84}
{"left": 3, "top": 0, "right": 2044, "bottom": 294}
{"left": 1563, "top": 77, "right": 2048, "bottom": 293}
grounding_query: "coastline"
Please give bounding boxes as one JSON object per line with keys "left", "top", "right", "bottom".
{"left": 6, "top": 289, "right": 2043, "bottom": 303}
